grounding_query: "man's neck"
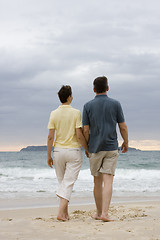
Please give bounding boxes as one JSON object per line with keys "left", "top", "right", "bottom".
{"left": 96, "top": 92, "right": 107, "bottom": 96}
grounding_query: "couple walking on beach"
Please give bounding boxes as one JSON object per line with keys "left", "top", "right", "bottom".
{"left": 47, "top": 76, "right": 128, "bottom": 222}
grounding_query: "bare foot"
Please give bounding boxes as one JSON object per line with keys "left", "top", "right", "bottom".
{"left": 100, "top": 214, "right": 114, "bottom": 222}
{"left": 91, "top": 213, "right": 101, "bottom": 220}
{"left": 66, "top": 215, "right": 70, "bottom": 220}
{"left": 57, "top": 215, "right": 68, "bottom": 221}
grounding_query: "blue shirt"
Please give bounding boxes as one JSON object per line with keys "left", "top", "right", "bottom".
{"left": 83, "top": 95, "right": 125, "bottom": 153}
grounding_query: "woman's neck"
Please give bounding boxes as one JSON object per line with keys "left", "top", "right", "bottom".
{"left": 62, "top": 101, "right": 70, "bottom": 105}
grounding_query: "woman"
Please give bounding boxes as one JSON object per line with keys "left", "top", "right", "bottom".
{"left": 47, "top": 85, "right": 88, "bottom": 221}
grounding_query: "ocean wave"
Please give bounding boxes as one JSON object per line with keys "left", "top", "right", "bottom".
{"left": 0, "top": 167, "right": 160, "bottom": 181}
{"left": 0, "top": 167, "right": 160, "bottom": 195}
{"left": 116, "top": 168, "right": 160, "bottom": 180}
{"left": 0, "top": 167, "right": 56, "bottom": 180}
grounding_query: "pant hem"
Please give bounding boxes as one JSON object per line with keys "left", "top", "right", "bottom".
{"left": 56, "top": 193, "right": 70, "bottom": 202}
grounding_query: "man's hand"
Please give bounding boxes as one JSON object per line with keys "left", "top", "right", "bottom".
{"left": 118, "top": 122, "right": 128, "bottom": 153}
{"left": 121, "top": 142, "right": 128, "bottom": 153}
{"left": 47, "top": 157, "right": 53, "bottom": 168}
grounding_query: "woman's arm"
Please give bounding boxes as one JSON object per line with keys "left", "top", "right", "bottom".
{"left": 47, "top": 129, "right": 55, "bottom": 168}
{"left": 76, "top": 128, "right": 89, "bottom": 157}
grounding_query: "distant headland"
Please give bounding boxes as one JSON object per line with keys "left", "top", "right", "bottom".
{"left": 20, "top": 146, "right": 53, "bottom": 151}
{"left": 20, "top": 146, "right": 140, "bottom": 152}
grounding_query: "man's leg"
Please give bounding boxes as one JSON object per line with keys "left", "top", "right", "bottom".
{"left": 92, "top": 174, "right": 103, "bottom": 219}
{"left": 101, "top": 173, "right": 114, "bottom": 221}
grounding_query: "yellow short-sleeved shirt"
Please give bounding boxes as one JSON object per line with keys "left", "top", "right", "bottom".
{"left": 48, "top": 105, "right": 82, "bottom": 148}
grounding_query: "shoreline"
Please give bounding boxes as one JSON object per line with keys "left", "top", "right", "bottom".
{"left": 0, "top": 194, "right": 160, "bottom": 210}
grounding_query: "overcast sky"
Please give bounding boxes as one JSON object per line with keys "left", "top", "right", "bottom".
{"left": 0, "top": 0, "right": 160, "bottom": 151}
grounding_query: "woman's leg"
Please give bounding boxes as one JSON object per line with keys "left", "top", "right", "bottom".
{"left": 53, "top": 149, "right": 66, "bottom": 184}
{"left": 53, "top": 149, "right": 68, "bottom": 220}
{"left": 57, "top": 149, "right": 82, "bottom": 199}
{"left": 55, "top": 149, "right": 82, "bottom": 220}
{"left": 57, "top": 197, "right": 69, "bottom": 221}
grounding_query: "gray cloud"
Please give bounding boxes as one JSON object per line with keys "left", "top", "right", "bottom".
{"left": 0, "top": 0, "right": 160, "bottom": 149}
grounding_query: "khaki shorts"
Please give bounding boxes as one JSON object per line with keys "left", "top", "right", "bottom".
{"left": 89, "top": 150, "right": 119, "bottom": 176}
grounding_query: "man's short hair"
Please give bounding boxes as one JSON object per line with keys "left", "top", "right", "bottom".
{"left": 58, "top": 85, "right": 72, "bottom": 103}
{"left": 93, "top": 76, "right": 108, "bottom": 93}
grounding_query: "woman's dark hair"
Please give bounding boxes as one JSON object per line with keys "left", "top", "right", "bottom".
{"left": 58, "top": 85, "right": 72, "bottom": 103}
{"left": 93, "top": 76, "right": 108, "bottom": 93}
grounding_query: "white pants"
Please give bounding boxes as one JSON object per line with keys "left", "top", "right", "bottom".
{"left": 53, "top": 147, "right": 83, "bottom": 201}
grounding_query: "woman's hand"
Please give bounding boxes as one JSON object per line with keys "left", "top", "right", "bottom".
{"left": 47, "top": 157, "right": 53, "bottom": 168}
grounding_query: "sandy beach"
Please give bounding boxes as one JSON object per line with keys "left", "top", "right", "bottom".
{"left": 0, "top": 198, "right": 160, "bottom": 240}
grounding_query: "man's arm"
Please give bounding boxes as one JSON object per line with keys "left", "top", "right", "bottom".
{"left": 47, "top": 129, "right": 55, "bottom": 168}
{"left": 83, "top": 125, "right": 90, "bottom": 143}
{"left": 76, "top": 128, "right": 89, "bottom": 157}
{"left": 118, "top": 122, "right": 128, "bottom": 153}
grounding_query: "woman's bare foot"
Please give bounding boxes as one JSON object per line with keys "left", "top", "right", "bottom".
{"left": 57, "top": 215, "right": 68, "bottom": 221}
{"left": 66, "top": 214, "right": 70, "bottom": 220}
{"left": 100, "top": 214, "right": 114, "bottom": 222}
{"left": 91, "top": 213, "right": 101, "bottom": 220}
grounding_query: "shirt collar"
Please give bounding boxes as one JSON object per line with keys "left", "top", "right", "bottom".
{"left": 59, "top": 105, "right": 72, "bottom": 108}
{"left": 95, "top": 94, "right": 108, "bottom": 98}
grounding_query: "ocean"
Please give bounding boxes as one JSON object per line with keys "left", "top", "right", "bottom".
{"left": 0, "top": 150, "right": 160, "bottom": 200}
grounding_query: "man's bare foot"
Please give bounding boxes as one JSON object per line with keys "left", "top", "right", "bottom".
{"left": 57, "top": 215, "right": 68, "bottom": 221}
{"left": 91, "top": 213, "right": 101, "bottom": 220}
{"left": 100, "top": 214, "right": 114, "bottom": 222}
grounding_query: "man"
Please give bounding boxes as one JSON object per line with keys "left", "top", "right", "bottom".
{"left": 47, "top": 85, "right": 88, "bottom": 221}
{"left": 83, "top": 76, "right": 128, "bottom": 222}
